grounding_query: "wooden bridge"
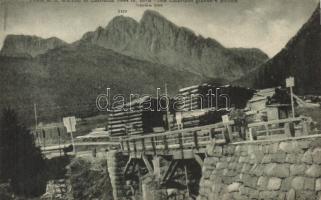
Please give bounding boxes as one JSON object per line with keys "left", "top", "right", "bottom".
{"left": 119, "top": 120, "right": 236, "bottom": 159}
{"left": 116, "top": 117, "right": 312, "bottom": 191}
{"left": 118, "top": 116, "right": 311, "bottom": 157}
{"left": 40, "top": 116, "right": 311, "bottom": 160}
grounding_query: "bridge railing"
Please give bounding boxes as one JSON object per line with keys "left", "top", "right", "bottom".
{"left": 119, "top": 121, "right": 236, "bottom": 154}
{"left": 247, "top": 117, "right": 310, "bottom": 140}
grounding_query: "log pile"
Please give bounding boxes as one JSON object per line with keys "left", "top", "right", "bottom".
{"left": 176, "top": 84, "right": 255, "bottom": 111}
{"left": 108, "top": 110, "right": 144, "bottom": 136}
{"left": 171, "top": 83, "right": 254, "bottom": 129}
{"left": 108, "top": 97, "right": 164, "bottom": 136}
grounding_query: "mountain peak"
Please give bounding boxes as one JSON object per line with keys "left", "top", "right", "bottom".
{"left": 140, "top": 9, "right": 174, "bottom": 28}
{"left": 107, "top": 15, "right": 138, "bottom": 29}
{"left": 77, "top": 10, "right": 268, "bottom": 80}
{"left": 141, "top": 10, "right": 166, "bottom": 20}
{"left": 0, "top": 34, "right": 67, "bottom": 57}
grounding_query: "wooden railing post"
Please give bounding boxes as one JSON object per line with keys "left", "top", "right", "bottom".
{"left": 302, "top": 121, "right": 310, "bottom": 136}
{"left": 178, "top": 132, "right": 183, "bottom": 150}
{"left": 133, "top": 139, "right": 137, "bottom": 154}
{"left": 210, "top": 128, "right": 215, "bottom": 145}
{"left": 120, "top": 137, "right": 124, "bottom": 151}
{"left": 193, "top": 131, "right": 199, "bottom": 150}
{"left": 178, "top": 132, "right": 184, "bottom": 158}
{"left": 126, "top": 140, "right": 130, "bottom": 154}
{"left": 226, "top": 124, "right": 233, "bottom": 142}
{"left": 151, "top": 137, "right": 156, "bottom": 155}
{"left": 264, "top": 124, "right": 269, "bottom": 137}
{"left": 141, "top": 138, "right": 146, "bottom": 152}
{"left": 284, "top": 122, "right": 295, "bottom": 137}
{"left": 163, "top": 135, "right": 168, "bottom": 153}
{"left": 248, "top": 128, "right": 257, "bottom": 141}
{"left": 223, "top": 127, "right": 231, "bottom": 143}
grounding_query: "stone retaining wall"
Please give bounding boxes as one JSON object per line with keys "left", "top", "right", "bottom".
{"left": 198, "top": 135, "right": 321, "bottom": 200}
{"left": 106, "top": 150, "right": 129, "bottom": 200}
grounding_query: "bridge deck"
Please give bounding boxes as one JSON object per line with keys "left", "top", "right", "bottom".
{"left": 119, "top": 121, "right": 236, "bottom": 157}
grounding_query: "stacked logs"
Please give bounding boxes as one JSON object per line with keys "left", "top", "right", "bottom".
{"left": 171, "top": 83, "right": 255, "bottom": 129}
{"left": 108, "top": 110, "right": 144, "bottom": 136}
{"left": 176, "top": 84, "right": 255, "bottom": 112}
{"left": 108, "top": 97, "right": 164, "bottom": 136}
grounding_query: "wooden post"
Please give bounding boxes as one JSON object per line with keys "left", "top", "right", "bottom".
{"left": 141, "top": 138, "right": 146, "bottom": 152}
{"left": 226, "top": 125, "right": 233, "bottom": 143}
{"left": 42, "top": 129, "right": 46, "bottom": 149}
{"left": 163, "top": 135, "right": 168, "bottom": 153}
{"left": 133, "top": 139, "right": 137, "bottom": 154}
{"left": 152, "top": 156, "right": 161, "bottom": 179}
{"left": 284, "top": 122, "right": 295, "bottom": 137}
{"left": 68, "top": 117, "right": 76, "bottom": 154}
{"left": 184, "top": 164, "right": 190, "bottom": 197}
{"left": 210, "top": 129, "right": 215, "bottom": 145}
{"left": 302, "top": 121, "right": 310, "bottom": 136}
{"left": 193, "top": 131, "right": 199, "bottom": 150}
{"left": 151, "top": 137, "right": 156, "bottom": 155}
{"left": 179, "top": 132, "right": 184, "bottom": 158}
{"left": 223, "top": 127, "right": 230, "bottom": 143}
{"left": 248, "top": 128, "right": 257, "bottom": 141}
{"left": 120, "top": 139, "right": 124, "bottom": 151}
{"left": 126, "top": 140, "right": 131, "bottom": 154}
{"left": 57, "top": 127, "right": 62, "bottom": 157}
{"left": 290, "top": 86, "right": 295, "bottom": 118}
{"left": 264, "top": 124, "right": 269, "bottom": 137}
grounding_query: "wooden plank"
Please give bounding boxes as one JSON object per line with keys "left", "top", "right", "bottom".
{"left": 142, "top": 155, "right": 154, "bottom": 175}
{"left": 121, "top": 121, "right": 234, "bottom": 141}
{"left": 194, "top": 154, "right": 203, "bottom": 167}
{"left": 248, "top": 117, "right": 302, "bottom": 128}
{"left": 162, "top": 160, "right": 179, "bottom": 183}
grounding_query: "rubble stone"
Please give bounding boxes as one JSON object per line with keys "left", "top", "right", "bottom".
{"left": 290, "top": 164, "right": 307, "bottom": 176}
{"left": 302, "top": 151, "right": 313, "bottom": 164}
{"left": 312, "top": 148, "right": 321, "bottom": 164}
{"left": 267, "top": 177, "right": 282, "bottom": 190}
{"left": 305, "top": 165, "right": 321, "bottom": 178}
{"left": 316, "top": 178, "right": 321, "bottom": 191}
{"left": 286, "top": 189, "right": 296, "bottom": 200}
{"left": 264, "top": 163, "right": 290, "bottom": 178}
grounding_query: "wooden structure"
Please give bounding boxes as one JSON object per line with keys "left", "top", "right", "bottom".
{"left": 247, "top": 87, "right": 292, "bottom": 121}
{"left": 108, "top": 97, "right": 164, "bottom": 136}
{"left": 119, "top": 120, "right": 236, "bottom": 159}
{"left": 247, "top": 117, "right": 311, "bottom": 140}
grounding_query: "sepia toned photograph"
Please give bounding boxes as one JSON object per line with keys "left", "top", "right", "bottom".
{"left": 0, "top": 0, "right": 320, "bottom": 199}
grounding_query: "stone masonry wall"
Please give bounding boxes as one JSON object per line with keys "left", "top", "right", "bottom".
{"left": 198, "top": 135, "right": 321, "bottom": 200}
{"left": 106, "top": 150, "right": 129, "bottom": 200}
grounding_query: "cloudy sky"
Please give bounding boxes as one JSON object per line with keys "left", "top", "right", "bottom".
{"left": 0, "top": 0, "right": 318, "bottom": 57}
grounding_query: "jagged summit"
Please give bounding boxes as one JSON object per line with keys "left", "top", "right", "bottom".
{"left": 106, "top": 15, "right": 139, "bottom": 29}
{"left": 140, "top": 9, "right": 172, "bottom": 24}
{"left": 77, "top": 9, "right": 268, "bottom": 81}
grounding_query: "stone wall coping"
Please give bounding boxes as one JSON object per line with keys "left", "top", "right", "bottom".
{"left": 231, "top": 134, "right": 321, "bottom": 146}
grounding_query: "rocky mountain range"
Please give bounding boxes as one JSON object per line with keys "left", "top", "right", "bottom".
{"left": 1, "top": 6, "right": 319, "bottom": 124}
{"left": 235, "top": 4, "right": 321, "bottom": 94}
{"left": 78, "top": 10, "right": 269, "bottom": 81}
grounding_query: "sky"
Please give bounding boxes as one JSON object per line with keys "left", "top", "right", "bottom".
{"left": 0, "top": 0, "right": 319, "bottom": 57}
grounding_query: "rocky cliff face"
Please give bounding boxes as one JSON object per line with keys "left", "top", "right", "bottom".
{"left": 79, "top": 10, "right": 268, "bottom": 81}
{"left": 235, "top": 5, "right": 320, "bottom": 94}
{"left": 0, "top": 35, "right": 67, "bottom": 57}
